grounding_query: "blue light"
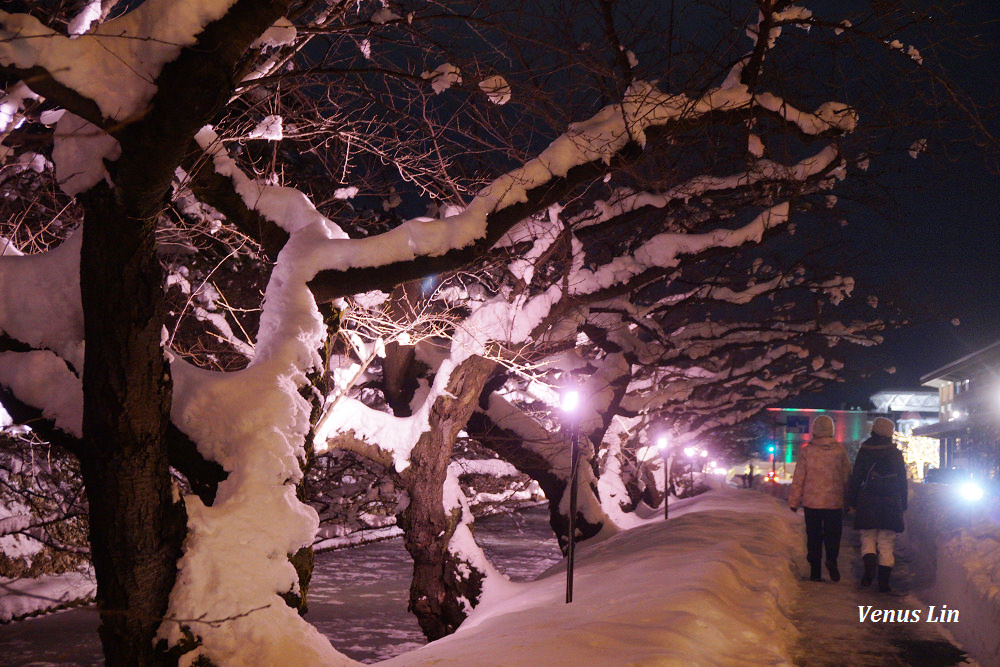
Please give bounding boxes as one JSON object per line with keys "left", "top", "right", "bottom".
{"left": 959, "top": 482, "right": 984, "bottom": 502}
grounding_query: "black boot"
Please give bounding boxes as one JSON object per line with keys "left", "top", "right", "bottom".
{"left": 809, "top": 561, "right": 822, "bottom": 581}
{"left": 826, "top": 559, "right": 840, "bottom": 582}
{"left": 860, "top": 554, "right": 877, "bottom": 587}
{"left": 877, "top": 565, "right": 892, "bottom": 593}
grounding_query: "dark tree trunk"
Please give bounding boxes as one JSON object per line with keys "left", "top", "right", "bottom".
{"left": 78, "top": 185, "right": 187, "bottom": 667}
{"left": 465, "top": 409, "right": 604, "bottom": 555}
{"left": 397, "top": 356, "right": 495, "bottom": 640}
{"left": 464, "top": 357, "right": 632, "bottom": 557}
{"left": 382, "top": 282, "right": 423, "bottom": 417}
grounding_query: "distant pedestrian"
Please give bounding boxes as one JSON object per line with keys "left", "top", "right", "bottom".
{"left": 746, "top": 463, "right": 755, "bottom": 488}
{"left": 847, "top": 417, "right": 907, "bottom": 593}
{"left": 788, "top": 415, "right": 851, "bottom": 582}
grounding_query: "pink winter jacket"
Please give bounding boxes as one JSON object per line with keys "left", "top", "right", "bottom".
{"left": 788, "top": 436, "right": 850, "bottom": 510}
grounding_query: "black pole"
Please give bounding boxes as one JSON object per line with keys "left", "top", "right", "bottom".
{"left": 566, "top": 424, "right": 579, "bottom": 603}
{"left": 663, "top": 454, "right": 670, "bottom": 520}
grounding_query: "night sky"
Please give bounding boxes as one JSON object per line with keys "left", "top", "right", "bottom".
{"left": 784, "top": 3, "right": 1000, "bottom": 410}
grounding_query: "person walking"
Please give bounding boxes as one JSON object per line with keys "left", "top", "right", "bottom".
{"left": 847, "top": 417, "right": 907, "bottom": 593}
{"left": 788, "top": 415, "right": 851, "bottom": 582}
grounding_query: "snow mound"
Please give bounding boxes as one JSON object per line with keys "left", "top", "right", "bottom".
{"left": 380, "top": 490, "right": 801, "bottom": 666}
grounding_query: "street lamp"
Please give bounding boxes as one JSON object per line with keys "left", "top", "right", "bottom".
{"left": 658, "top": 435, "right": 669, "bottom": 519}
{"left": 562, "top": 389, "right": 580, "bottom": 604}
{"left": 683, "top": 446, "right": 695, "bottom": 488}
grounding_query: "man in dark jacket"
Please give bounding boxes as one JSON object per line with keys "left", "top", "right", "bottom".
{"left": 847, "top": 417, "right": 907, "bottom": 592}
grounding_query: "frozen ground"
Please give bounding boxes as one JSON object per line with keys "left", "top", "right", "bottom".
{"left": 0, "top": 489, "right": 991, "bottom": 666}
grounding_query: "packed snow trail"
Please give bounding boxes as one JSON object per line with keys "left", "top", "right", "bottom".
{"left": 788, "top": 522, "right": 973, "bottom": 667}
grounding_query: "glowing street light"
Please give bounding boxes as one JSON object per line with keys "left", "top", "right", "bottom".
{"left": 562, "top": 389, "right": 580, "bottom": 414}
{"left": 561, "top": 388, "right": 581, "bottom": 604}
{"left": 960, "top": 481, "right": 984, "bottom": 502}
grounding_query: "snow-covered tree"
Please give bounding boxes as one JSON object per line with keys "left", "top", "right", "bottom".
{"left": 0, "top": 0, "right": 989, "bottom": 664}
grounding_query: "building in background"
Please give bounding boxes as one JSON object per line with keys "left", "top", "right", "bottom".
{"left": 870, "top": 389, "right": 940, "bottom": 480}
{"left": 913, "top": 340, "right": 1000, "bottom": 481}
{"left": 764, "top": 390, "right": 940, "bottom": 481}
{"left": 764, "top": 408, "right": 870, "bottom": 480}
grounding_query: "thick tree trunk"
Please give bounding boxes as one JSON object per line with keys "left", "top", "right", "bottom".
{"left": 466, "top": 409, "right": 604, "bottom": 555}
{"left": 397, "top": 355, "right": 495, "bottom": 640}
{"left": 78, "top": 186, "right": 186, "bottom": 667}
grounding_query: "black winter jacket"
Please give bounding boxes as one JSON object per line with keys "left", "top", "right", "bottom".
{"left": 847, "top": 435, "right": 908, "bottom": 533}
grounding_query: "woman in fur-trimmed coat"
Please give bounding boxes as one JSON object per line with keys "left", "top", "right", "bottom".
{"left": 847, "top": 416, "right": 907, "bottom": 592}
{"left": 788, "top": 415, "right": 851, "bottom": 583}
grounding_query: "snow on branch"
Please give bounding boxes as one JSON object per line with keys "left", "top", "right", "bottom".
{"left": 578, "top": 145, "right": 841, "bottom": 229}
{"left": 0, "top": 1, "right": 243, "bottom": 121}
{"left": 572, "top": 202, "right": 789, "bottom": 295}
{"left": 305, "top": 77, "right": 857, "bottom": 301}
{"left": 0, "top": 350, "right": 81, "bottom": 437}
{"left": 0, "top": 231, "right": 83, "bottom": 369}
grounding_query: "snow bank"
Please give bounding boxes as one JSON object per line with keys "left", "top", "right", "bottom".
{"left": 379, "top": 489, "right": 801, "bottom": 666}
{"left": 0, "top": 569, "right": 95, "bottom": 622}
{"left": 900, "top": 483, "right": 1000, "bottom": 665}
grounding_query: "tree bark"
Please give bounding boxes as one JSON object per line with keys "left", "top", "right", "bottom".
{"left": 396, "top": 355, "right": 495, "bottom": 640}
{"left": 465, "top": 409, "right": 604, "bottom": 555}
{"left": 78, "top": 185, "right": 186, "bottom": 667}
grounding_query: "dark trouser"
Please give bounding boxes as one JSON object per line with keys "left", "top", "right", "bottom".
{"left": 803, "top": 507, "right": 843, "bottom": 565}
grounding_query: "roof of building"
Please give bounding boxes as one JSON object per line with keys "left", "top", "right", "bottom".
{"left": 869, "top": 389, "right": 938, "bottom": 413}
{"left": 920, "top": 339, "right": 1000, "bottom": 387}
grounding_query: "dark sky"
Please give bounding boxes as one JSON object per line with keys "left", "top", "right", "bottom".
{"left": 783, "top": 2, "right": 1000, "bottom": 410}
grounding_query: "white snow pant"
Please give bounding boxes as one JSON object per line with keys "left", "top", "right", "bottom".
{"left": 859, "top": 529, "right": 896, "bottom": 567}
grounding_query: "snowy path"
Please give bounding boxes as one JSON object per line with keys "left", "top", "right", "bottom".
{"left": 1, "top": 493, "right": 989, "bottom": 666}
{"left": 788, "top": 524, "right": 973, "bottom": 667}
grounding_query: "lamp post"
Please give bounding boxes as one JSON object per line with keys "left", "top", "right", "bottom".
{"left": 562, "top": 389, "right": 580, "bottom": 604}
{"left": 658, "top": 436, "right": 669, "bottom": 520}
{"left": 684, "top": 446, "right": 695, "bottom": 488}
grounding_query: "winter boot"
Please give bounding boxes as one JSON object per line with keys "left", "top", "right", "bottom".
{"left": 826, "top": 559, "right": 841, "bottom": 583}
{"left": 877, "top": 565, "right": 892, "bottom": 593}
{"left": 860, "top": 554, "right": 877, "bottom": 587}
{"left": 809, "top": 561, "right": 822, "bottom": 582}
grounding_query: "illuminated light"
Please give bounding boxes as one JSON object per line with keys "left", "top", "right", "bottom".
{"left": 898, "top": 434, "right": 940, "bottom": 481}
{"left": 951, "top": 410, "right": 962, "bottom": 420}
{"left": 562, "top": 389, "right": 580, "bottom": 413}
{"left": 700, "top": 450, "right": 708, "bottom": 458}
{"left": 683, "top": 447, "right": 695, "bottom": 457}
{"left": 767, "top": 445, "right": 775, "bottom": 453}
{"left": 657, "top": 436, "right": 668, "bottom": 451}
{"left": 959, "top": 482, "right": 984, "bottom": 502}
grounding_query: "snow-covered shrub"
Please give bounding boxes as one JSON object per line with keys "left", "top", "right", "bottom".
{"left": 0, "top": 434, "right": 88, "bottom": 578}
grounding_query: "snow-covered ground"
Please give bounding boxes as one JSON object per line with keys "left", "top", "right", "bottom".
{"left": 901, "top": 483, "right": 1000, "bottom": 665}
{"left": 0, "top": 569, "right": 94, "bottom": 623}
{"left": 3, "top": 486, "right": 995, "bottom": 666}
{"left": 381, "top": 489, "right": 803, "bottom": 666}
